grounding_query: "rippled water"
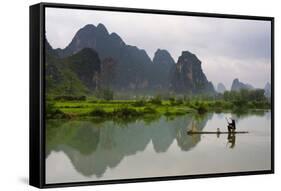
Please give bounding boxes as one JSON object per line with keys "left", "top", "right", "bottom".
{"left": 46, "top": 111, "right": 271, "bottom": 184}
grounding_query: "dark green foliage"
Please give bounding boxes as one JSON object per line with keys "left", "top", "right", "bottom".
{"left": 103, "top": 89, "right": 114, "bottom": 101}
{"left": 168, "top": 97, "right": 176, "bottom": 105}
{"left": 150, "top": 96, "right": 162, "bottom": 105}
{"left": 209, "top": 100, "right": 232, "bottom": 110}
{"left": 143, "top": 106, "right": 157, "bottom": 114}
{"left": 132, "top": 99, "right": 146, "bottom": 107}
{"left": 232, "top": 99, "right": 248, "bottom": 109}
{"left": 184, "top": 99, "right": 191, "bottom": 107}
{"left": 250, "top": 100, "right": 270, "bottom": 108}
{"left": 46, "top": 102, "right": 65, "bottom": 119}
{"left": 89, "top": 107, "right": 107, "bottom": 117}
{"left": 113, "top": 107, "right": 141, "bottom": 118}
{"left": 223, "top": 89, "right": 269, "bottom": 110}
{"left": 66, "top": 48, "right": 101, "bottom": 90}
{"left": 223, "top": 89, "right": 267, "bottom": 103}
{"left": 213, "top": 100, "right": 223, "bottom": 107}
{"left": 60, "top": 69, "right": 89, "bottom": 95}
{"left": 189, "top": 101, "right": 208, "bottom": 115}
{"left": 54, "top": 95, "right": 87, "bottom": 101}
{"left": 96, "top": 88, "right": 114, "bottom": 101}
{"left": 169, "top": 97, "right": 184, "bottom": 106}
{"left": 45, "top": 45, "right": 89, "bottom": 96}
{"left": 175, "top": 98, "right": 184, "bottom": 105}
{"left": 60, "top": 105, "right": 85, "bottom": 109}
{"left": 196, "top": 103, "right": 208, "bottom": 115}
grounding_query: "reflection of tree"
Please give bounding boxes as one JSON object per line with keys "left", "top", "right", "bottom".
{"left": 231, "top": 109, "right": 266, "bottom": 119}
{"left": 231, "top": 109, "right": 267, "bottom": 123}
{"left": 46, "top": 114, "right": 212, "bottom": 178}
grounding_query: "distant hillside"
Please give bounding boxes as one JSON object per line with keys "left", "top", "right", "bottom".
{"left": 45, "top": 40, "right": 100, "bottom": 95}
{"left": 264, "top": 82, "right": 271, "bottom": 98}
{"left": 65, "top": 48, "right": 101, "bottom": 91}
{"left": 46, "top": 23, "right": 216, "bottom": 96}
{"left": 54, "top": 23, "right": 152, "bottom": 90}
{"left": 231, "top": 78, "right": 254, "bottom": 91}
{"left": 217, "top": 83, "right": 226, "bottom": 93}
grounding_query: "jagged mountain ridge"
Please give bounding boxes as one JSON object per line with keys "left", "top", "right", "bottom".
{"left": 231, "top": 78, "right": 254, "bottom": 91}
{"left": 217, "top": 83, "right": 227, "bottom": 93}
{"left": 47, "top": 23, "right": 216, "bottom": 95}
{"left": 170, "top": 51, "right": 215, "bottom": 94}
{"left": 54, "top": 23, "right": 152, "bottom": 90}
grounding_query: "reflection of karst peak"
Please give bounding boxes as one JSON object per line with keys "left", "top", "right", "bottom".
{"left": 177, "top": 113, "right": 213, "bottom": 151}
{"left": 46, "top": 114, "right": 212, "bottom": 177}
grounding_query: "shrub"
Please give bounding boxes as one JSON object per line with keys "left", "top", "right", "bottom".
{"left": 169, "top": 97, "right": 176, "bottom": 105}
{"left": 196, "top": 103, "right": 208, "bottom": 114}
{"left": 46, "top": 102, "right": 65, "bottom": 119}
{"left": 143, "top": 106, "right": 157, "bottom": 114}
{"left": 214, "top": 101, "right": 223, "bottom": 107}
{"left": 232, "top": 99, "right": 248, "bottom": 109}
{"left": 150, "top": 95, "right": 162, "bottom": 105}
{"left": 113, "top": 107, "right": 141, "bottom": 117}
{"left": 54, "top": 95, "right": 87, "bottom": 101}
{"left": 89, "top": 107, "right": 107, "bottom": 117}
{"left": 132, "top": 99, "right": 146, "bottom": 107}
{"left": 251, "top": 100, "right": 270, "bottom": 109}
{"left": 184, "top": 100, "right": 191, "bottom": 107}
{"left": 175, "top": 98, "right": 184, "bottom": 105}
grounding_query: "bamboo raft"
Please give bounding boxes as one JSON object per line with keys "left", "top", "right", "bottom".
{"left": 187, "top": 131, "right": 249, "bottom": 135}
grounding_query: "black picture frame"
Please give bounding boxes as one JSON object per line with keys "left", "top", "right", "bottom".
{"left": 30, "top": 2, "right": 275, "bottom": 189}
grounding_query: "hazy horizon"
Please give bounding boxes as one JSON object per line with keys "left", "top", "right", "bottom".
{"left": 46, "top": 7, "right": 271, "bottom": 89}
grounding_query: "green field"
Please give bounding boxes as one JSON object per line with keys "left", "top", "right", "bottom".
{"left": 46, "top": 94, "right": 271, "bottom": 121}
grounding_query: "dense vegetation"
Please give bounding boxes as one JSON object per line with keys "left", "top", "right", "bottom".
{"left": 46, "top": 88, "right": 271, "bottom": 120}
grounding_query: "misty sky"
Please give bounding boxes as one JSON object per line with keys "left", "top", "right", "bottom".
{"left": 46, "top": 7, "right": 271, "bottom": 89}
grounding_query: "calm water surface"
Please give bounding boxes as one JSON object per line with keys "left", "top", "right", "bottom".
{"left": 46, "top": 111, "right": 271, "bottom": 184}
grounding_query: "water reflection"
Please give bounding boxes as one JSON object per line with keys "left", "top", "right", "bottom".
{"left": 46, "top": 110, "right": 270, "bottom": 182}
{"left": 46, "top": 114, "right": 212, "bottom": 177}
{"left": 227, "top": 132, "right": 236, "bottom": 149}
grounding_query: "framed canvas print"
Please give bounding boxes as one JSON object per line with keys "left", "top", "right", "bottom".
{"left": 29, "top": 2, "right": 274, "bottom": 188}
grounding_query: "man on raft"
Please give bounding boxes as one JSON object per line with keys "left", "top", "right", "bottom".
{"left": 226, "top": 118, "right": 236, "bottom": 132}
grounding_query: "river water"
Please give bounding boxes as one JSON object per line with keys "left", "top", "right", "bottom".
{"left": 46, "top": 110, "right": 271, "bottom": 184}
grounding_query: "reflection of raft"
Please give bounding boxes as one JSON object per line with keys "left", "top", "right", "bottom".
{"left": 187, "top": 131, "right": 248, "bottom": 135}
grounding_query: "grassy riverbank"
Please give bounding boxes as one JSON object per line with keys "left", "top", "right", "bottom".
{"left": 46, "top": 95, "right": 270, "bottom": 120}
